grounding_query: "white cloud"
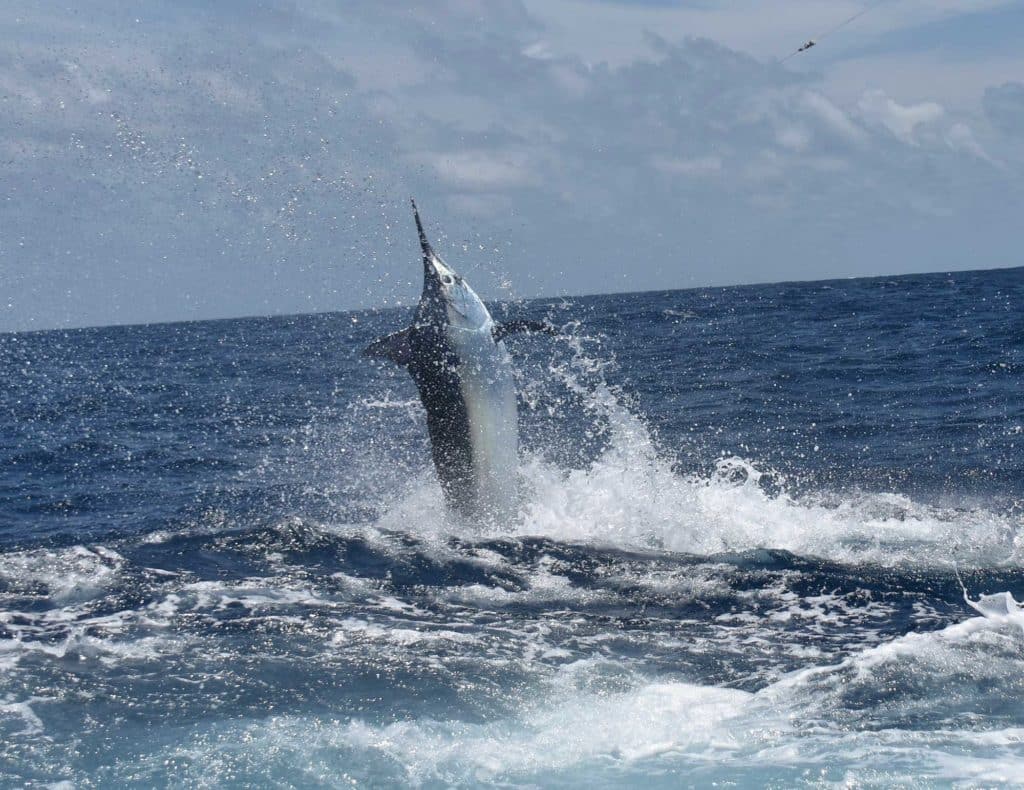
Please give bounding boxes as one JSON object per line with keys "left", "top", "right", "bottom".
{"left": 0, "top": 1, "right": 1021, "bottom": 331}
{"left": 821, "top": 53, "right": 1024, "bottom": 112}
{"left": 775, "top": 125, "right": 812, "bottom": 152}
{"left": 429, "top": 150, "right": 537, "bottom": 190}
{"left": 59, "top": 61, "right": 111, "bottom": 105}
{"left": 984, "top": 82, "right": 1024, "bottom": 134}
{"left": 945, "top": 122, "right": 994, "bottom": 162}
{"left": 857, "top": 89, "right": 944, "bottom": 144}
{"left": 524, "top": 0, "right": 1022, "bottom": 66}
{"left": 799, "top": 91, "right": 865, "bottom": 145}
{"left": 522, "top": 41, "right": 555, "bottom": 61}
{"left": 195, "top": 71, "right": 264, "bottom": 112}
{"left": 651, "top": 155, "right": 724, "bottom": 176}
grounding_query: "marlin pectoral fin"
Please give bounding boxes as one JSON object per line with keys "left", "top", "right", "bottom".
{"left": 363, "top": 327, "right": 415, "bottom": 366}
{"left": 492, "top": 320, "right": 556, "bottom": 343}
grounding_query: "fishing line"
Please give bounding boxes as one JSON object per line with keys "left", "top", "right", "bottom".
{"left": 952, "top": 560, "right": 973, "bottom": 607}
{"left": 780, "top": 0, "right": 889, "bottom": 62}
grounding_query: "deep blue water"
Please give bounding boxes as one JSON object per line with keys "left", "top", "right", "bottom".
{"left": 1, "top": 266, "right": 1022, "bottom": 786}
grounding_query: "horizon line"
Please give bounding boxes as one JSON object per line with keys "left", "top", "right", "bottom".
{"left": 3, "top": 262, "right": 1021, "bottom": 339}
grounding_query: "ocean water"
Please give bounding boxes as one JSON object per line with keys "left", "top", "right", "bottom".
{"left": 1, "top": 266, "right": 1022, "bottom": 787}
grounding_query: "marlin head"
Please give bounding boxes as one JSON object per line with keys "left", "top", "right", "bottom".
{"left": 410, "top": 199, "right": 490, "bottom": 332}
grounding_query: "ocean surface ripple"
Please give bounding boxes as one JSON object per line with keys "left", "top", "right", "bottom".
{"left": 1, "top": 267, "right": 1022, "bottom": 787}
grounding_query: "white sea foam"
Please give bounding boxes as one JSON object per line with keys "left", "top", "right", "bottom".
{"left": 352, "top": 331, "right": 1021, "bottom": 568}
{"left": 119, "top": 678, "right": 766, "bottom": 786}
{"left": 761, "top": 588, "right": 1024, "bottom": 730}
{"left": 2, "top": 540, "right": 1016, "bottom": 786}
{"left": 513, "top": 421, "right": 1020, "bottom": 565}
{"left": 331, "top": 618, "right": 478, "bottom": 647}
{"left": 0, "top": 696, "right": 48, "bottom": 736}
{"left": 0, "top": 545, "right": 126, "bottom": 602}
{"left": 370, "top": 428, "right": 1020, "bottom": 568}
{"left": 170, "top": 592, "right": 1022, "bottom": 786}
{"left": 345, "top": 681, "right": 760, "bottom": 781}
{"left": 132, "top": 629, "right": 1023, "bottom": 787}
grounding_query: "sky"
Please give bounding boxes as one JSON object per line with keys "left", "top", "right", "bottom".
{"left": 1, "top": 0, "right": 1022, "bottom": 332}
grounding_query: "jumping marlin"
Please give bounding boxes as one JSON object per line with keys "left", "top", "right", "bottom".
{"left": 364, "top": 201, "right": 549, "bottom": 522}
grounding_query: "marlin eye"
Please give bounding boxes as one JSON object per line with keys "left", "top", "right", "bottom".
{"left": 441, "top": 275, "right": 453, "bottom": 285}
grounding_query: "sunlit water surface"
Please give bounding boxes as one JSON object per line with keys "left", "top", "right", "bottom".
{"left": 1, "top": 267, "right": 1023, "bottom": 787}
